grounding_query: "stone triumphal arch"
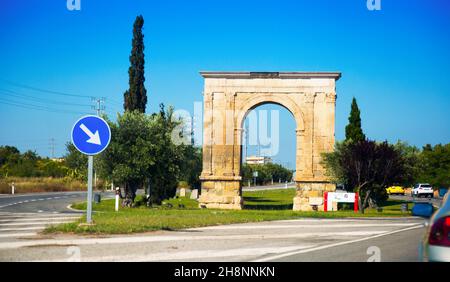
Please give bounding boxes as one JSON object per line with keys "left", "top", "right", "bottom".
{"left": 198, "top": 72, "right": 341, "bottom": 211}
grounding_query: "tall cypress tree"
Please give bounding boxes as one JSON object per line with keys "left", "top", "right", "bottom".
{"left": 345, "top": 97, "right": 365, "bottom": 142}
{"left": 124, "top": 15, "right": 147, "bottom": 113}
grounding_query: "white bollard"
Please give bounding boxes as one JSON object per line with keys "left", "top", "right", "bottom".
{"left": 285, "top": 181, "right": 288, "bottom": 188}
{"left": 11, "top": 182, "right": 15, "bottom": 195}
{"left": 115, "top": 187, "right": 120, "bottom": 212}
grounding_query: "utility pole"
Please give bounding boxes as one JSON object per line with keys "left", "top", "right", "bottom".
{"left": 91, "top": 97, "right": 105, "bottom": 193}
{"left": 92, "top": 97, "right": 105, "bottom": 116}
{"left": 49, "top": 138, "right": 56, "bottom": 159}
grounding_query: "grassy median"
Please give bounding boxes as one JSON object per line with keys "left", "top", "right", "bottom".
{"left": 45, "top": 188, "right": 413, "bottom": 234}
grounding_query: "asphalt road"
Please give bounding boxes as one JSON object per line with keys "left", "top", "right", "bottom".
{"left": 389, "top": 194, "right": 443, "bottom": 208}
{"left": 0, "top": 190, "right": 430, "bottom": 262}
{"left": 0, "top": 191, "right": 114, "bottom": 213}
{"left": 0, "top": 215, "right": 426, "bottom": 262}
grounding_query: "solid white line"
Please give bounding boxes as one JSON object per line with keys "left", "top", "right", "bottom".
{"left": 191, "top": 223, "right": 417, "bottom": 230}
{"left": 0, "top": 220, "right": 75, "bottom": 226}
{"left": 33, "top": 245, "right": 318, "bottom": 262}
{"left": 0, "top": 230, "right": 390, "bottom": 250}
{"left": 0, "top": 217, "right": 79, "bottom": 222}
{"left": 0, "top": 232, "right": 37, "bottom": 238}
{"left": 0, "top": 226, "right": 44, "bottom": 231}
{"left": 251, "top": 224, "right": 425, "bottom": 262}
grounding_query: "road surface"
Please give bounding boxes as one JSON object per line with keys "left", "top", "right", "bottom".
{"left": 0, "top": 190, "right": 431, "bottom": 262}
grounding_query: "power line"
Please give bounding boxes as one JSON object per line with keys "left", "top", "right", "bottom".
{"left": 0, "top": 89, "right": 92, "bottom": 108}
{"left": 0, "top": 99, "right": 91, "bottom": 115}
{"left": 0, "top": 79, "right": 91, "bottom": 98}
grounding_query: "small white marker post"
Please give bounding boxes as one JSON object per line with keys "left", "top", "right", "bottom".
{"left": 115, "top": 187, "right": 120, "bottom": 212}
{"left": 11, "top": 182, "right": 15, "bottom": 195}
{"left": 285, "top": 180, "right": 288, "bottom": 188}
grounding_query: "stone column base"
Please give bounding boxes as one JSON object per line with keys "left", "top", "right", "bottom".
{"left": 292, "top": 182, "right": 336, "bottom": 211}
{"left": 198, "top": 180, "right": 243, "bottom": 210}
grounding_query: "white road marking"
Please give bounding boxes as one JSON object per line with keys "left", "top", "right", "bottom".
{"left": 0, "top": 217, "right": 79, "bottom": 222}
{"left": 191, "top": 223, "right": 418, "bottom": 230}
{"left": 0, "top": 226, "right": 45, "bottom": 231}
{"left": 0, "top": 230, "right": 390, "bottom": 250}
{"left": 0, "top": 220, "right": 75, "bottom": 226}
{"left": 251, "top": 224, "right": 425, "bottom": 262}
{"left": 33, "top": 245, "right": 318, "bottom": 262}
{"left": 0, "top": 232, "right": 37, "bottom": 238}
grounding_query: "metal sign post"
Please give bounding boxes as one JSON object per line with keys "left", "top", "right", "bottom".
{"left": 71, "top": 115, "right": 111, "bottom": 224}
{"left": 86, "top": 155, "right": 94, "bottom": 223}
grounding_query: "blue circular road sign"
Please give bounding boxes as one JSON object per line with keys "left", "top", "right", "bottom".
{"left": 71, "top": 115, "right": 111, "bottom": 155}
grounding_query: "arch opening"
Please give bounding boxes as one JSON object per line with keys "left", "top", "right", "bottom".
{"left": 240, "top": 103, "right": 297, "bottom": 210}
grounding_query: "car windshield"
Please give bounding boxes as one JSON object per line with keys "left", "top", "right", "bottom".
{"left": 421, "top": 184, "right": 432, "bottom": 188}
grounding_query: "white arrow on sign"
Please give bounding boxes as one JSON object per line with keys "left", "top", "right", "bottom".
{"left": 79, "top": 123, "right": 101, "bottom": 145}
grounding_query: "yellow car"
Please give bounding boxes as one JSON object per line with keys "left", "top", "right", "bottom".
{"left": 386, "top": 186, "right": 405, "bottom": 195}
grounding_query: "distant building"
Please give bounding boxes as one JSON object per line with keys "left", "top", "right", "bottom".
{"left": 245, "top": 156, "right": 272, "bottom": 165}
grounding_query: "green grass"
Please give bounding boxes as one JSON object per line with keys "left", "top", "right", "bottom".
{"left": 45, "top": 189, "right": 413, "bottom": 234}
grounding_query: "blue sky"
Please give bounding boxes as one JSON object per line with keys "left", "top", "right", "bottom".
{"left": 0, "top": 0, "right": 449, "bottom": 167}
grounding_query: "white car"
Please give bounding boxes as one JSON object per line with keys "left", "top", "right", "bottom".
{"left": 420, "top": 192, "right": 450, "bottom": 262}
{"left": 412, "top": 183, "right": 434, "bottom": 198}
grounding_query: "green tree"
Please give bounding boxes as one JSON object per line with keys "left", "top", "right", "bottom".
{"left": 64, "top": 143, "right": 88, "bottom": 180}
{"left": 179, "top": 145, "right": 202, "bottom": 189}
{"left": 418, "top": 143, "right": 450, "bottom": 188}
{"left": 124, "top": 15, "right": 147, "bottom": 113}
{"left": 241, "top": 163, "right": 293, "bottom": 185}
{"left": 393, "top": 141, "right": 421, "bottom": 187}
{"left": 345, "top": 97, "right": 365, "bottom": 143}
{"left": 323, "top": 140, "right": 406, "bottom": 212}
{"left": 98, "top": 106, "right": 183, "bottom": 206}
{"left": 0, "top": 146, "right": 20, "bottom": 170}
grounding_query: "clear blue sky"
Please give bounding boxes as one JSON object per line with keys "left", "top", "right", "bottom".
{"left": 0, "top": 0, "right": 449, "bottom": 168}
